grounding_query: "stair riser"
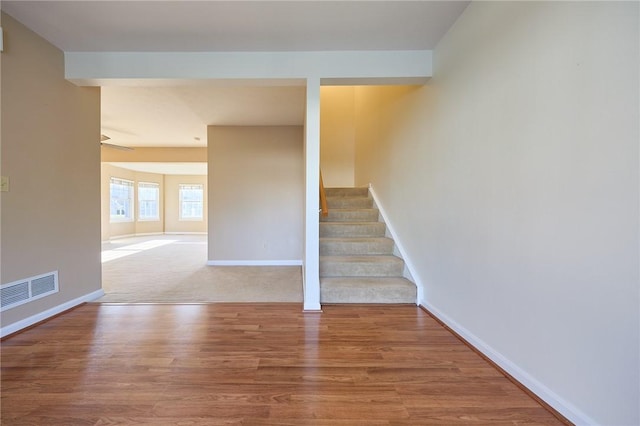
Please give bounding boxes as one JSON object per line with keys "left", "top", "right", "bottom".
{"left": 320, "top": 277, "right": 417, "bottom": 304}
{"left": 320, "top": 240, "right": 394, "bottom": 256}
{"left": 321, "top": 210, "right": 379, "bottom": 222}
{"left": 320, "top": 223, "right": 386, "bottom": 238}
{"left": 320, "top": 261, "right": 404, "bottom": 277}
{"left": 321, "top": 288, "right": 416, "bottom": 304}
{"left": 326, "top": 197, "right": 373, "bottom": 209}
{"left": 324, "top": 188, "right": 369, "bottom": 197}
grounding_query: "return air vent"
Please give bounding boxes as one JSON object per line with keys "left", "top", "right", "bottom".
{"left": 1, "top": 271, "right": 59, "bottom": 312}
{"left": 1, "top": 281, "right": 29, "bottom": 308}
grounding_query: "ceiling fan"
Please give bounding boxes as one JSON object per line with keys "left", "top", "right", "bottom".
{"left": 100, "top": 134, "right": 134, "bottom": 151}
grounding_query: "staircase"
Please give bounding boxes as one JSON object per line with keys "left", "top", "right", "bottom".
{"left": 319, "top": 187, "right": 417, "bottom": 304}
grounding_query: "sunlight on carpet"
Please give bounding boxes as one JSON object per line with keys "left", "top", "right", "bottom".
{"left": 102, "top": 239, "right": 177, "bottom": 263}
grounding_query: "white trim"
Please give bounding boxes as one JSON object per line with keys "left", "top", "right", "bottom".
{"left": 164, "top": 232, "right": 207, "bottom": 235}
{"left": 303, "top": 77, "right": 322, "bottom": 311}
{"left": 0, "top": 289, "right": 105, "bottom": 338}
{"left": 137, "top": 181, "right": 160, "bottom": 222}
{"left": 422, "top": 302, "right": 596, "bottom": 426}
{"left": 108, "top": 233, "right": 137, "bottom": 241}
{"left": 66, "top": 50, "right": 432, "bottom": 84}
{"left": 178, "top": 183, "right": 204, "bottom": 221}
{"left": 207, "top": 260, "right": 302, "bottom": 266}
{"left": 368, "top": 185, "right": 421, "bottom": 304}
{"left": 104, "top": 232, "right": 205, "bottom": 242}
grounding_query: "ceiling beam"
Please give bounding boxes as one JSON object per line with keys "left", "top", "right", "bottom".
{"left": 65, "top": 50, "right": 432, "bottom": 86}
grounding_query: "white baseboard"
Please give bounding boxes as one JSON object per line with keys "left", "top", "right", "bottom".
{"left": 105, "top": 232, "right": 206, "bottom": 242}
{"left": 368, "top": 185, "right": 421, "bottom": 304}
{"left": 207, "top": 260, "right": 302, "bottom": 266}
{"left": 1, "top": 289, "right": 105, "bottom": 338}
{"left": 108, "top": 233, "right": 137, "bottom": 241}
{"left": 421, "top": 301, "right": 595, "bottom": 426}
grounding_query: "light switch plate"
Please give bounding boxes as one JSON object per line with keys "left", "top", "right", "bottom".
{"left": 1, "top": 176, "right": 9, "bottom": 192}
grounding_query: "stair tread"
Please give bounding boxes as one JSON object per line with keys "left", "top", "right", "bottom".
{"left": 324, "top": 189, "right": 369, "bottom": 197}
{"left": 320, "top": 277, "right": 416, "bottom": 304}
{"left": 321, "top": 276, "right": 414, "bottom": 285}
{"left": 320, "top": 237, "right": 394, "bottom": 256}
{"left": 320, "top": 255, "right": 403, "bottom": 263}
{"left": 323, "top": 208, "right": 377, "bottom": 211}
{"left": 326, "top": 199, "right": 372, "bottom": 203}
{"left": 320, "top": 221, "right": 381, "bottom": 225}
{"left": 320, "top": 221, "right": 386, "bottom": 238}
{"left": 320, "top": 237, "right": 392, "bottom": 242}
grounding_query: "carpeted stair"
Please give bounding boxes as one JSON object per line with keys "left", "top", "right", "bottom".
{"left": 320, "top": 187, "right": 417, "bottom": 304}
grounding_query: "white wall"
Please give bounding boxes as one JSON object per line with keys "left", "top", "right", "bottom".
{"left": 208, "top": 126, "right": 304, "bottom": 264}
{"left": 354, "top": 2, "right": 639, "bottom": 425}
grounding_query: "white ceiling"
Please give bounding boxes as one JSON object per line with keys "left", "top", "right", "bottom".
{"left": 2, "top": 1, "right": 469, "bottom": 52}
{"left": 101, "top": 84, "right": 306, "bottom": 148}
{"left": 2, "top": 1, "right": 469, "bottom": 173}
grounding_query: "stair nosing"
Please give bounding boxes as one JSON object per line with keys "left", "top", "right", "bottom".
{"left": 320, "top": 255, "right": 403, "bottom": 262}
{"left": 320, "top": 237, "right": 393, "bottom": 242}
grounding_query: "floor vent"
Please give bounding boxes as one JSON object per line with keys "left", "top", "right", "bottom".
{"left": 1, "top": 271, "right": 59, "bottom": 312}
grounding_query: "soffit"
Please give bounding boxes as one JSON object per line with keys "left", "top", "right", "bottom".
{"left": 108, "top": 162, "right": 208, "bottom": 176}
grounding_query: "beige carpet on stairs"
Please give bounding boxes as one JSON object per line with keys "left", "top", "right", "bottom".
{"left": 95, "top": 234, "right": 303, "bottom": 303}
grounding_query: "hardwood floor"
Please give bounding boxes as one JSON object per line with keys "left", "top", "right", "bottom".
{"left": 1, "top": 304, "right": 565, "bottom": 425}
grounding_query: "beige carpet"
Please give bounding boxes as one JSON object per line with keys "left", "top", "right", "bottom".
{"left": 95, "top": 234, "right": 303, "bottom": 303}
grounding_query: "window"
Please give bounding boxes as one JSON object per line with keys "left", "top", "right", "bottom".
{"left": 179, "top": 184, "right": 204, "bottom": 220}
{"left": 138, "top": 182, "right": 160, "bottom": 221}
{"left": 110, "top": 178, "right": 134, "bottom": 222}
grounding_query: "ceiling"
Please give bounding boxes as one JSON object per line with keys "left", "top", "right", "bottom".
{"left": 101, "top": 84, "right": 306, "bottom": 148}
{"left": 2, "top": 1, "right": 469, "bottom": 52}
{"left": 2, "top": 1, "right": 469, "bottom": 173}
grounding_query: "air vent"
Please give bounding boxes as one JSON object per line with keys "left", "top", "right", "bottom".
{"left": 1, "top": 281, "right": 29, "bottom": 309}
{"left": 31, "top": 274, "right": 56, "bottom": 297}
{"left": 0, "top": 271, "right": 59, "bottom": 312}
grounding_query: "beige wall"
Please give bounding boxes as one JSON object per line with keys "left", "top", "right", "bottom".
{"left": 101, "top": 147, "right": 207, "bottom": 163}
{"left": 208, "top": 126, "right": 304, "bottom": 263}
{"left": 100, "top": 164, "right": 165, "bottom": 240}
{"left": 164, "top": 175, "right": 208, "bottom": 234}
{"left": 353, "top": 2, "right": 638, "bottom": 425}
{"left": 0, "top": 13, "right": 101, "bottom": 327}
{"left": 320, "top": 86, "right": 355, "bottom": 187}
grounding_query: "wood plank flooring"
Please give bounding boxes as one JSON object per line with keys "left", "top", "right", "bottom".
{"left": 1, "top": 304, "right": 565, "bottom": 425}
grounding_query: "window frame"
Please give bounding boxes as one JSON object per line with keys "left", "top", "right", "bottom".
{"left": 137, "top": 181, "right": 160, "bottom": 222}
{"left": 179, "top": 183, "right": 204, "bottom": 221}
{"left": 109, "top": 177, "right": 134, "bottom": 223}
